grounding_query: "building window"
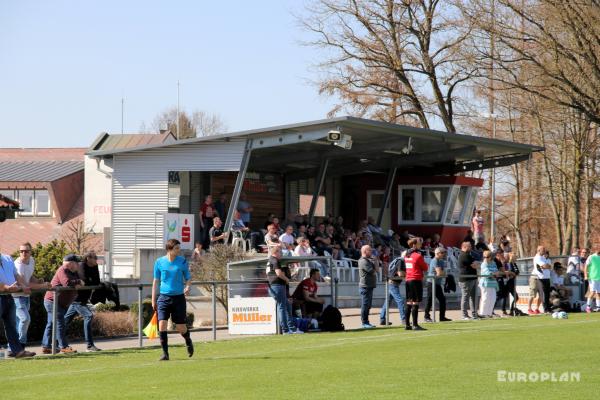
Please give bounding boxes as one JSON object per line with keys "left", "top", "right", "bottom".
{"left": 36, "top": 190, "right": 50, "bottom": 215}
{"left": 446, "top": 186, "right": 469, "bottom": 225}
{"left": 462, "top": 188, "right": 479, "bottom": 225}
{"left": 0, "top": 190, "right": 15, "bottom": 200}
{"left": 299, "top": 194, "right": 325, "bottom": 217}
{"left": 19, "top": 190, "right": 34, "bottom": 214}
{"left": 0, "top": 189, "right": 51, "bottom": 216}
{"left": 421, "top": 187, "right": 449, "bottom": 222}
{"left": 400, "top": 188, "right": 416, "bottom": 221}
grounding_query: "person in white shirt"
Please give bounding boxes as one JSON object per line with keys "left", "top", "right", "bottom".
{"left": 294, "top": 237, "right": 329, "bottom": 280}
{"left": 279, "top": 225, "right": 296, "bottom": 252}
{"left": 13, "top": 242, "right": 50, "bottom": 349}
{"left": 551, "top": 263, "right": 571, "bottom": 297}
{"left": 264, "top": 224, "right": 280, "bottom": 256}
{"left": 528, "top": 245, "right": 552, "bottom": 314}
{"left": 566, "top": 248, "right": 581, "bottom": 277}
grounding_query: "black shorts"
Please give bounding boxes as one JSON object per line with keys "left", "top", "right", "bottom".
{"left": 157, "top": 294, "right": 187, "bottom": 324}
{"left": 406, "top": 280, "right": 423, "bottom": 302}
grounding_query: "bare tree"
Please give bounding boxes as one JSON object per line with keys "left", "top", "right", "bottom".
{"left": 464, "top": 0, "right": 600, "bottom": 125}
{"left": 61, "top": 219, "right": 95, "bottom": 254}
{"left": 151, "top": 108, "right": 227, "bottom": 139}
{"left": 191, "top": 110, "right": 228, "bottom": 136}
{"left": 303, "top": 0, "right": 475, "bottom": 131}
{"left": 189, "top": 244, "right": 247, "bottom": 314}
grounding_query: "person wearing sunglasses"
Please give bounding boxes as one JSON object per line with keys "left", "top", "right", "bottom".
{"left": 13, "top": 242, "right": 51, "bottom": 351}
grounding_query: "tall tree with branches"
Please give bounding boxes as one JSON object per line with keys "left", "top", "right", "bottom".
{"left": 303, "top": 0, "right": 476, "bottom": 131}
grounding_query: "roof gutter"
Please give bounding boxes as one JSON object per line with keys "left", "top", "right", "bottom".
{"left": 95, "top": 158, "right": 112, "bottom": 178}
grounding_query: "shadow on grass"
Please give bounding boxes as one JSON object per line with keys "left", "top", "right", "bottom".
{"left": 24, "top": 347, "right": 160, "bottom": 361}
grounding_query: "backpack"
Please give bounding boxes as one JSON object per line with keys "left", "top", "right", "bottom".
{"left": 319, "top": 305, "right": 344, "bottom": 331}
{"left": 388, "top": 257, "right": 406, "bottom": 281}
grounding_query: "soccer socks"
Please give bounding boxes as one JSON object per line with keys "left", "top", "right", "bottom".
{"left": 159, "top": 331, "right": 169, "bottom": 359}
{"left": 587, "top": 297, "right": 593, "bottom": 306}
{"left": 411, "top": 304, "right": 419, "bottom": 326}
{"left": 404, "top": 304, "right": 412, "bottom": 326}
{"left": 596, "top": 298, "right": 600, "bottom": 308}
{"left": 181, "top": 329, "right": 194, "bottom": 357}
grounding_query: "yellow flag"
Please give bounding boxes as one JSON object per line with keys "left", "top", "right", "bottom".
{"left": 143, "top": 312, "right": 159, "bottom": 339}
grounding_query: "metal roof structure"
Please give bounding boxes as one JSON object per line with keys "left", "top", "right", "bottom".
{"left": 0, "top": 160, "right": 84, "bottom": 182}
{"left": 86, "top": 116, "right": 542, "bottom": 176}
{"left": 88, "top": 131, "right": 176, "bottom": 153}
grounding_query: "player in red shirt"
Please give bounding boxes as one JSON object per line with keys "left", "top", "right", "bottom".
{"left": 292, "top": 269, "right": 325, "bottom": 318}
{"left": 404, "top": 237, "right": 429, "bottom": 331}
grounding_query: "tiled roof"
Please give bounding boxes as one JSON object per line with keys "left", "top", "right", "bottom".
{"left": 0, "top": 160, "right": 83, "bottom": 182}
{"left": 0, "top": 148, "right": 86, "bottom": 162}
{"left": 0, "top": 193, "right": 103, "bottom": 255}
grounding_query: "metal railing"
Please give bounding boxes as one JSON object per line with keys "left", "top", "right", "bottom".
{"left": 6, "top": 265, "right": 572, "bottom": 353}
{"left": 9, "top": 279, "right": 273, "bottom": 355}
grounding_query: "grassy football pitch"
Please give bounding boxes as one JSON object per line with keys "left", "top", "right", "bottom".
{"left": 4, "top": 313, "right": 598, "bottom": 399}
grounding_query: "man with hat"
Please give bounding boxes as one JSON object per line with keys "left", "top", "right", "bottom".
{"left": 64, "top": 251, "right": 102, "bottom": 352}
{"left": 42, "top": 254, "right": 84, "bottom": 354}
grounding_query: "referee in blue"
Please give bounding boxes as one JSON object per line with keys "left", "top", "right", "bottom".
{"left": 152, "top": 239, "right": 194, "bottom": 361}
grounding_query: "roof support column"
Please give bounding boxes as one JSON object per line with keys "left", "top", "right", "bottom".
{"left": 377, "top": 167, "right": 397, "bottom": 227}
{"left": 308, "top": 158, "right": 329, "bottom": 225}
{"left": 224, "top": 139, "right": 253, "bottom": 233}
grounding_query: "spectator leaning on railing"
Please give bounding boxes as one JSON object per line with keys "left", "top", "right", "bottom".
{"left": 42, "top": 254, "right": 84, "bottom": 354}
{"left": 0, "top": 248, "right": 36, "bottom": 358}
{"left": 64, "top": 251, "right": 102, "bottom": 352}
{"left": 13, "top": 242, "right": 51, "bottom": 351}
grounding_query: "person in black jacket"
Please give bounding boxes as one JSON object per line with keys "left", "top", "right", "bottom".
{"left": 458, "top": 241, "right": 480, "bottom": 320}
{"left": 64, "top": 251, "right": 102, "bottom": 352}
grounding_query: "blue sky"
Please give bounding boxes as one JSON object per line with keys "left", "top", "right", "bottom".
{"left": 0, "top": 0, "right": 335, "bottom": 147}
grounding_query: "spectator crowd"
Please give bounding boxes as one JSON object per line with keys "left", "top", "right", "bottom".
{"left": 2, "top": 200, "right": 598, "bottom": 357}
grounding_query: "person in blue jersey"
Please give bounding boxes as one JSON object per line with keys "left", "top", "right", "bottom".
{"left": 152, "top": 239, "right": 194, "bottom": 361}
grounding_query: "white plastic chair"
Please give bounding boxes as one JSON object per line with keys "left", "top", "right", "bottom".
{"left": 231, "top": 230, "right": 250, "bottom": 252}
{"left": 333, "top": 259, "right": 350, "bottom": 281}
{"left": 342, "top": 258, "right": 359, "bottom": 281}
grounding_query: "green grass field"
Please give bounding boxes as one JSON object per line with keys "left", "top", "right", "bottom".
{"left": 3, "top": 314, "right": 599, "bottom": 399}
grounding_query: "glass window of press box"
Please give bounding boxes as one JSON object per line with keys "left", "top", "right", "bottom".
{"left": 398, "top": 185, "right": 478, "bottom": 225}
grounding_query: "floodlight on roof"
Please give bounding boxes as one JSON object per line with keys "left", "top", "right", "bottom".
{"left": 327, "top": 128, "right": 342, "bottom": 142}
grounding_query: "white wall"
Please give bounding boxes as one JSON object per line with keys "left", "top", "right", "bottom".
{"left": 110, "top": 139, "right": 246, "bottom": 278}
{"left": 84, "top": 155, "right": 113, "bottom": 233}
